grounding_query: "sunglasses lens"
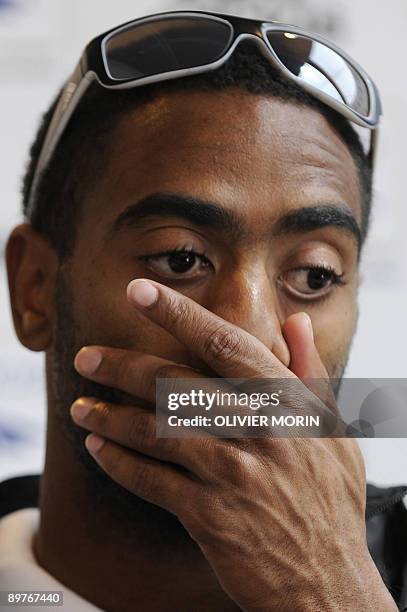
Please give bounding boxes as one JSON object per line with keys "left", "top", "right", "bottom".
{"left": 104, "top": 16, "right": 233, "bottom": 80}
{"left": 266, "top": 31, "right": 369, "bottom": 116}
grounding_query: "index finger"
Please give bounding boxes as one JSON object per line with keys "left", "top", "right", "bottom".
{"left": 126, "top": 278, "right": 293, "bottom": 380}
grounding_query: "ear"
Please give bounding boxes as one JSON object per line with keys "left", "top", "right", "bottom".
{"left": 5, "top": 223, "right": 59, "bottom": 351}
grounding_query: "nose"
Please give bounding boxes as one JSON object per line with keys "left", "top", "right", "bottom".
{"left": 201, "top": 267, "right": 290, "bottom": 367}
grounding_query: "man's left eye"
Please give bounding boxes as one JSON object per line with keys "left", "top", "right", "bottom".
{"left": 280, "top": 266, "right": 345, "bottom": 300}
{"left": 139, "top": 249, "right": 213, "bottom": 280}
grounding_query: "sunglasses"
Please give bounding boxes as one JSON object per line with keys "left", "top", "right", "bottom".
{"left": 26, "top": 10, "right": 382, "bottom": 215}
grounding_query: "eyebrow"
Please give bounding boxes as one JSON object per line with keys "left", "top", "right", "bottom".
{"left": 274, "top": 205, "right": 361, "bottom": 249}
{"left": 108, "top": 191, "right": 361, "bottom": 248}
{"left": 109, "top": 191, "right": 245, "bottom": 238}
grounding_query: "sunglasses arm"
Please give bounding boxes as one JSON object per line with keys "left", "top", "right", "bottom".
{"left": 26, "top": 63, "right": 95, "bottom": 217}
{"left": 368, "top": 127, "right": 379, "bottom": 175}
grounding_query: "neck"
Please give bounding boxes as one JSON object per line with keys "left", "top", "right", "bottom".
{"left": 33, "top": 417, "right": 238, "bottom": 612}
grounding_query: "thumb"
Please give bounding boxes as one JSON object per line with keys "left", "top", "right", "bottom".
{"left": 282, "top": 312, "right": 340, "bottom": 423}
{"left": 282, "top": 312, "right": 327, "bottom": 379}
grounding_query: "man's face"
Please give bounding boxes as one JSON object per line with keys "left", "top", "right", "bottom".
{"left": 52, "top": 87, "right": 362, "bottom": 529}
{"left": 64, "top": 87, "right": 361, "bottom": 370}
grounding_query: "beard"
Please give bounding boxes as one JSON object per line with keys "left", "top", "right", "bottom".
{"left": 52, "top": 265, "right": 191, "bottom": 547}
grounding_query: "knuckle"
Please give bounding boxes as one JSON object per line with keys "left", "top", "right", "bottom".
{"left": 155, "top": 364, "right": 190, "bottom": 399}
{"left": 202, "top": 325, "right": 242, "bottom": 363}
{"left": 212, "top": 442, "right": 240, "bottom": 469}
{"left": 98, "top": 443, "right": 121, "bottom": 477}
{"left": 183, "top": 487, "right": 243, "bottom": 548}
{"left": 181, "top": 487, "right": 217, "bottom": 538}
{"left": 160, "top": 435, "right": 182, "bottom": 456}
{"left": 226, "top": 445, "right": 258, "bottom": 485}
{"left": 165, "top": 295, "right": 190, "bottom": 328}
{"left": 93, "top": 400, "right": 112, "bottom": 426}
{"left": 111, "top": 350, "right": 132, "bottom": 386}
{"left": 127, "top": 414, "right": 152, "bottom": 448}
{"left": 156, "top": 363, "right": 184, "bottom": 381}
{"left": 129, "top": 463, "right": 154, "bottom": 497}
{"left": 206, "top": 442, "right": 257, "bottom": 487}
{"left": 194, "top": 442, "right": 228, "bottom": 481}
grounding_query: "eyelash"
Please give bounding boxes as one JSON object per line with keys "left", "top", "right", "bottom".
{"left": 138, "top": 247, "right": 212, "bottom": 270}
{"left": 278, "top": 264, "right": 346, "bottom": 303}
{"left": 294, "top": 265, "right": 345, "bottom": 284}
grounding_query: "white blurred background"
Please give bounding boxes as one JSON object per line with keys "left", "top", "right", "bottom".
{"left": 0, "top": 0, "right": 406, "bottom": 485}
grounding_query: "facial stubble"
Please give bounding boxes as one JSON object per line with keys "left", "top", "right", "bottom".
{"left": 52, "top": 265, "right": 191, "bottom": 546}
{"left": 51, "top": 264, "right": 351, "bottom": 545}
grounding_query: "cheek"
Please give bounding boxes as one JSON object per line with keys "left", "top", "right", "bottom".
{"left": 68, "top": 258, "right": 182, "bottom": 359}
{"left": 312, "top": 290, "right": 358, "bottom": 375}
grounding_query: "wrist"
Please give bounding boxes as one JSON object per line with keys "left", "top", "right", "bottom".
{"left": 294, "top": 544, "right": 398, "bottom": 612}
{"left": 243, "top": 542, "right": 398, "bottom": 612}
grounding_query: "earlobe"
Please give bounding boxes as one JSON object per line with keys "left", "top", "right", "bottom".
{"left": 5, "top": 223, "right": 59, "bottom": 351}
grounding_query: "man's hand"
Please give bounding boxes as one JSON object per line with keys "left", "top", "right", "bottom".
{"left": 70, "top": 279, "right": 397, "bottom": 611}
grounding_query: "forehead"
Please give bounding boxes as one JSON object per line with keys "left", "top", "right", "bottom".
{"left": 81, "top": 87, "right": 362, "bottom": 233}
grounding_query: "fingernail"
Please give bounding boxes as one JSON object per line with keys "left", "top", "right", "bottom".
{"left": 74, "top": 347, "right": 102, "bottom": 375}
{"left": 127, "top": 279, "right": 158, "bottom": 307}
{"left": 85, "top": 434, "right": 105, "bottom": 454}
{"left": 70, "top": 398, "right": 95, "bottom": 421}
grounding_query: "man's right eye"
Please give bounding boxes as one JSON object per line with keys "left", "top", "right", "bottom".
{"left": 138, "top": 248, "right": 214, "bottom": 280}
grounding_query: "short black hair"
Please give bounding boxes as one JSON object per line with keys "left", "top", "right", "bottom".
{"left": 22, "top": 42, "right": 372, "bottom": 262}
